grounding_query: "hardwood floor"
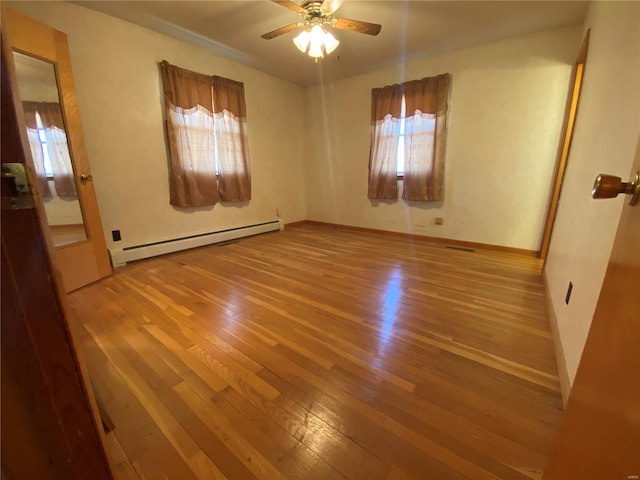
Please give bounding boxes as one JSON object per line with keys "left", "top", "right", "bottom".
{"left": 68, "top": 224, "right": 563, "bottom": 480}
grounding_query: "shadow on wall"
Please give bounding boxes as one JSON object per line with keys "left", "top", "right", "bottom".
{"left": 369, "top": 198, "right": 445, "bottom": 210}
{"left": 368, "top": 179, "right": 445, "bottom": 210}
{"left": 404, "top": 199, "right": 444, "bottom": 210}
{"left": 171, "top": 200, "right": 250, "bottom": 214}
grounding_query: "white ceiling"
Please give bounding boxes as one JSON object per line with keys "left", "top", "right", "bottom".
{"left": 76, "top": 1, "right": 589, "bottom": 86}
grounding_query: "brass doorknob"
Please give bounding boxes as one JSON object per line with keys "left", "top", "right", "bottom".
{"left": 80, "top": 174, "right": 93, "bottom": 182}
{"left": 592, "top": 171, "right": 639, "bottom": 206}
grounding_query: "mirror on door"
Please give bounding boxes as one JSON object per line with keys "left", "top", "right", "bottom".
{"left": 13, "top": 51, "right": 88, "bottom": 247}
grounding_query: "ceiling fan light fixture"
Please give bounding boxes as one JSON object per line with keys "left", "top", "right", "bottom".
{"left": 262, "top": 0, "right": 382, "bottom": 60}
{"left": 307, "top": 40, "right": 324, "bottom": 58}
{"left": 309, "top": 25, "right": 326, "bottom": 55}
{"left": 297, "top": 24, "right": 340, "bottom": 59}
{"left": 293, "top": 29, "right": 310, "bottom": 52}
{"left": 306, "top": 25, "right": 324, "bottom": 57}
{"left": 324, "top": 31, "right": 340, "bottom": 54}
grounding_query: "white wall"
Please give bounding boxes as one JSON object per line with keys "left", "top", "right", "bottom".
{"left": 8, "top": 1, "right": 308, "bottom": 251}
{"left": 305, "top": 27, "right": 582, "bottom": 251}
{"left": 545, "top": 2, "right": 640, "bottom": 386}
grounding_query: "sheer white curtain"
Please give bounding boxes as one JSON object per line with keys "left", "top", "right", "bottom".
{"left": 212, "top": 76, "right": 251, "bottom": 202}
{"left": 402, "top": 75, "right": 451, "bottom": 201}
{"left": 403, "top": 112, "right": 436, "bottom": 183}
{"left": 43, "top": 125, "right": 76, "bottom": 198}
{"left": 213, "top": 109, "right": 250, "bottom": 201}
{"left": 368, "top": 85, "right": 403, "bottom": 199}
{"left": 369, "top": 114, "right": 401, "bottom": 198}
{"left": 26, "top": 127, "right": 52, "bottom": 197}
{"left": 169, "top": 105, "right": 216, "bottom": 175}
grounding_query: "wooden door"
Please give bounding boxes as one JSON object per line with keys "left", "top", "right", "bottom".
{"left": 1, "top": 25, "right": 113, "bottom": 479}
{"left": 4, "top": 9, "right": 111, "bottom": 292}
{"left": 543, "top": 137, "right": 640, "bottom": 478}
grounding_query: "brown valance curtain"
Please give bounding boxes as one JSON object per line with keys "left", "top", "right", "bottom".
{"left": 402, "top": 74, "right": 451, "bottom": 201}
{"left": 368, "top": 85, "right": 403, "bottom": 199}
{"left": 22, "top": 101, "right": 77, "bottom": 198}
{"left": 402, "top": 75, "right": 450, "bottom": 116}
{"left": 160, "top": 61, "right": 251, "bottom": 207}
{"left": 23, "top": 101, "right": 65, "bottom": 129}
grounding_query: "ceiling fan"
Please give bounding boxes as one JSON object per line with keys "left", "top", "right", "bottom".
{"left": 261, "top": 0, "right": 382, "bottom": 59}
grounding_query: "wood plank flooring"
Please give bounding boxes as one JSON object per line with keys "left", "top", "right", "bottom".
{"left": 68, "top": 224, "right": 563, "bottom": 480}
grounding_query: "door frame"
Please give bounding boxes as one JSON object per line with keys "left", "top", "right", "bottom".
{"left": 539, "top": 30, "right": 590, "bottom": 261}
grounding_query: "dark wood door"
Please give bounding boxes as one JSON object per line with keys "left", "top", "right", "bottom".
{"left": 543, "top": 137, "right": 640, "bottom": 478}
{"left": 0, "top": 25, "right": 113, "bottom": 480}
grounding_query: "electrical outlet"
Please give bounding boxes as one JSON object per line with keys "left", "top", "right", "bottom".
{"left": 565, "top": 282, "right": 573, "bottom": 304}
{"left": 112, "top": 230, "right": 121, "bottom": 242}
{"left": 435, "top": 217, "right": 444, "bottom": 226}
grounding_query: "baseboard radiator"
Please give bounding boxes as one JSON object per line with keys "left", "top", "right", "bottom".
{"left": 109, "top": 220, "right": 282, "bottom": 267}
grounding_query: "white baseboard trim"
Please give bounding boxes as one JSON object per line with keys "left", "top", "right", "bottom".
{"left": 543, "top": 270, "right": 571, "bottom": 407}
{"left": 109, "top": 220, "right": 280, "bottom": 267}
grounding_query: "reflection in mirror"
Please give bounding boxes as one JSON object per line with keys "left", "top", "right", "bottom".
{"left": 13, "top": 51, "right": 88, "bottom": 247}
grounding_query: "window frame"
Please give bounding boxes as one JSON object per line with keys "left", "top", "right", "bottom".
{"left": 396, "top": 94, "right": 406, "bottom": 180}
{"left": 35, "top": 112, "right": 55, "bottom": 180}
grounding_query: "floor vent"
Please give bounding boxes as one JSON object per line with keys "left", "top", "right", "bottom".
{"left": 109, "top": 220, "right": 280, "bottom": 267}
{"left": 445, "top": 245, "right": 476, "bottom": 253}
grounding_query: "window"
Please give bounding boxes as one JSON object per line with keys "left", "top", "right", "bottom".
{"left": 22, "top": 101, "right": 76, "bottom": 198}
{"left": 396, "top": 95, "right": 437, "bottom": 179}
{"left": 368, "top": 74, "right": 451, "bottom": 202}
{"left": 160, "top": 61, "right": 251, "bottom": 207}
{"left": 397, "top": 95, "right": 405, "bottom": 177}
{"left": 35, "top": 112, "right": 55, "bottom": 178}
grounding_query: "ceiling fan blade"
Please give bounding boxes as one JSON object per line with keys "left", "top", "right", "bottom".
{"left": 261, "top": 23, "right": 300, "bottom": 40}
{"left": 321, "top": 0, "right": 344, "bottom": 15}
{"left": 271, "top": 0, "right": 306, "bottom": 15}
{"left": 333, "top": 17, "right": 382, "bottom": 36}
